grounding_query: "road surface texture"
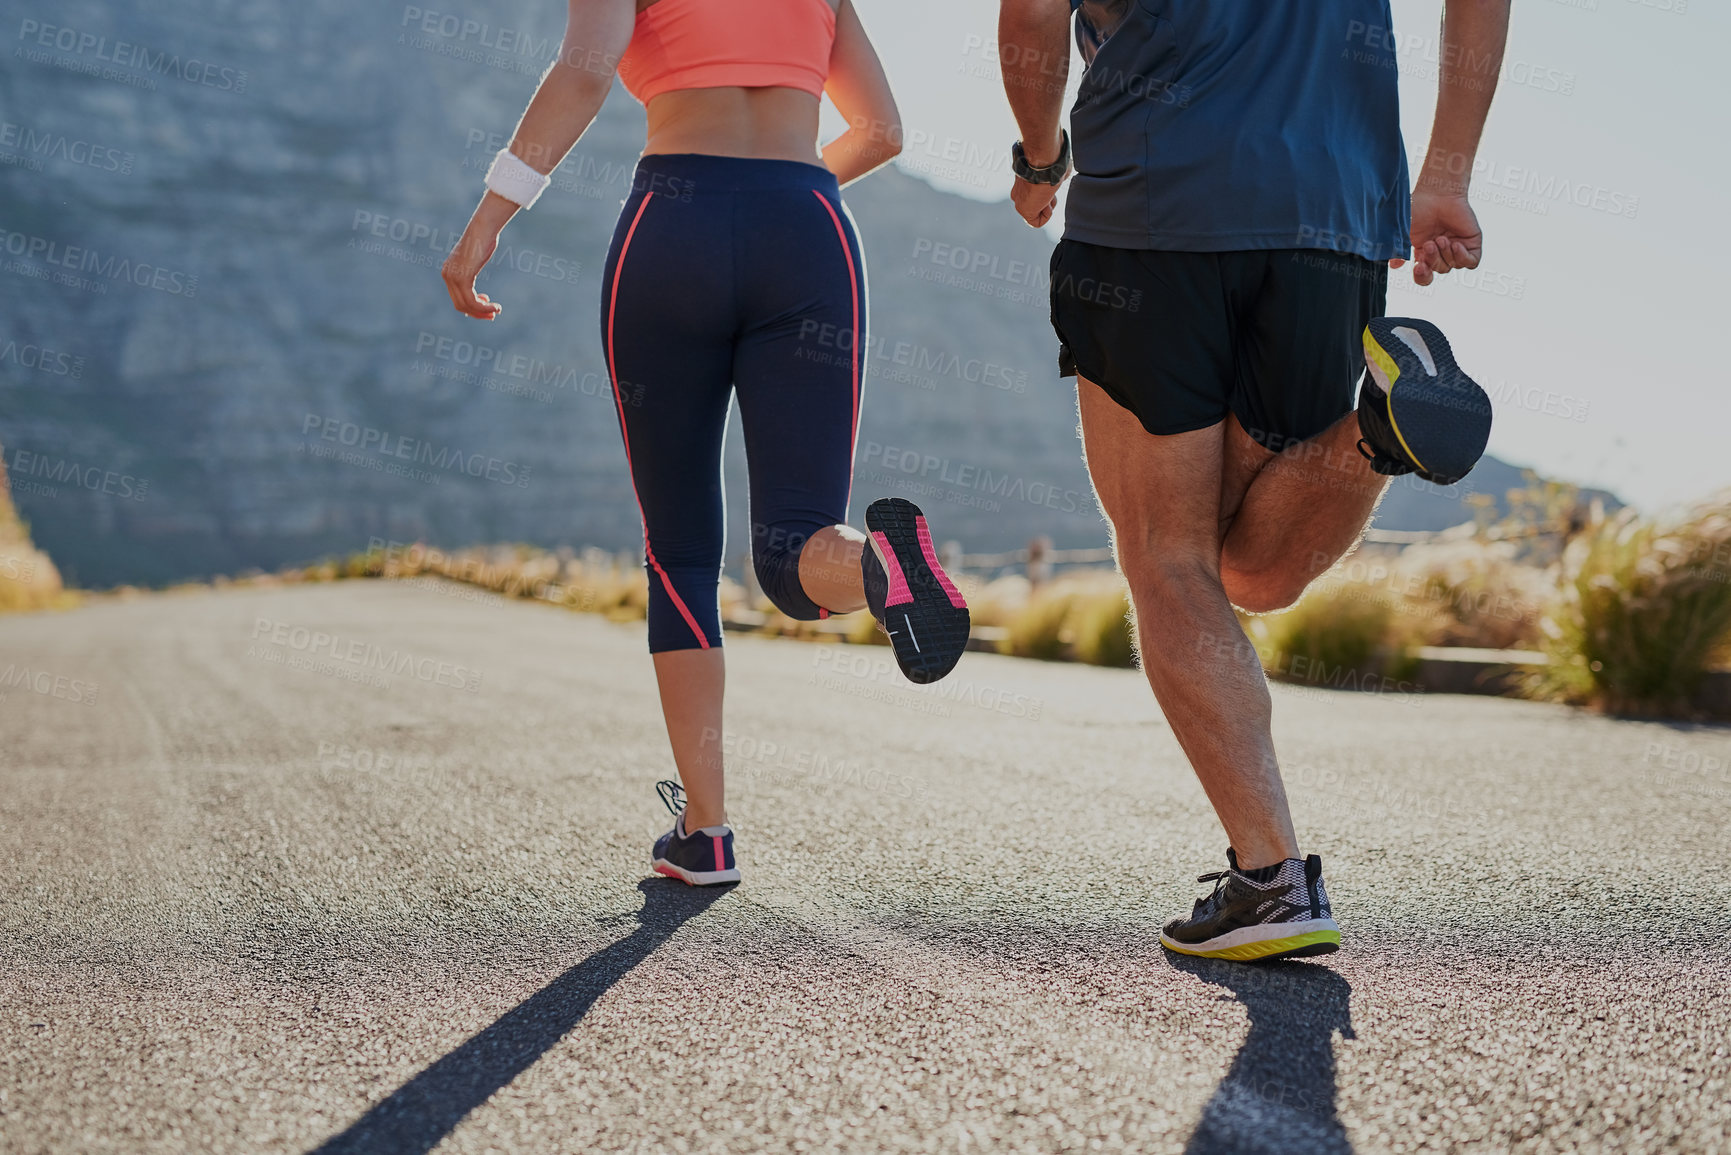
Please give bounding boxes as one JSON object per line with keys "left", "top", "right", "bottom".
{"left": 2, "top": 581, "right": 1727, "bottom": 1154}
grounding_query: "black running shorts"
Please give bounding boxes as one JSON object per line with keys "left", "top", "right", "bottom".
{"left": 1050, "top": 241, "right": 1388, "bottom": 450}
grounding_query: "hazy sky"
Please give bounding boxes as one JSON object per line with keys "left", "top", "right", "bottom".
{"left": 839, "top": 0, "right": 1724, "bottom": 512}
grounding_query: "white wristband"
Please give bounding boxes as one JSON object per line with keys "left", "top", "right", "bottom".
{"left": 484, "top": 147, "right": 551, "bottom": 210}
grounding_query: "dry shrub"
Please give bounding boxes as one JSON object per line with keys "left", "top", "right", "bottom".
{"left": 1387, "top": 536, "right": 1548, "bottom": 650}
{"left": 842, "top": 609, "right": 887, "bottom": 646}
{"left": 1070, "top": 587, "right": 1136, "bottom": 667}
{"left": 1244, "top": 579, "right": 1410, "bottom": 683}
{"left": 1004, "top": 588, "right": 1077, "bottom": 661}
{"left": 0, "top": 477, "right": 69, "bottom": 614}
{"left": 0, "top": 557, "right": 69, "bottom": 613}
{"left": 335, "top": 543, "right": 653, "bottom": 620}
{"left": 966, "top": 574, "right": 1033, "bottom": 630}
{"left": 1532, "top": 496, "right": 1731, "bottom": 717}
{"left": 1001, "top": 571, "right": 1135, "bottom": 666}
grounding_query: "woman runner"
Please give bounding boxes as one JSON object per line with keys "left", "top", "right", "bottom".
{"left": 441, "top": 0, "right": 972, "bottom": 886}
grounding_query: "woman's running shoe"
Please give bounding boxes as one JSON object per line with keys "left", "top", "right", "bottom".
{"left": 1357, "top": 316, "right": 1492, "bottom": 486}
{"left": 650, "top": 780, "right": 739, "bottom": 886}
{"left": 860, "top": 497, "right": 970, "bottom": 685}
{"left": 1159, "top": 850, "right": 1341, "bottom": 962}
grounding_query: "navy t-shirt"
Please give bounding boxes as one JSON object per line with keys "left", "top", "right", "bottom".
{"left": 1064, "top": 0, "right": 1411, "bottom": 261}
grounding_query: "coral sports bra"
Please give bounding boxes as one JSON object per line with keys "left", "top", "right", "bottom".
{"left": 616, "top": 0, "right": 837, "bottom": 105}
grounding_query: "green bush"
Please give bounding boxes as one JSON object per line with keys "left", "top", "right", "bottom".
{"left": 1534, "top": 500, "right": 1731, "bottom": 716}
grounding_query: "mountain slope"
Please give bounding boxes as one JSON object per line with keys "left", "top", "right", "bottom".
{"left": 0, "top": 0, "right": 1585, "bottom": 586}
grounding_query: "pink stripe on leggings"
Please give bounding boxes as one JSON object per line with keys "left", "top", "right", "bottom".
{"left": 811, "top": 191, "right": 862, "bottom": 506}
{"left": 605, "top": 192, "right": 710, "bottom": 650}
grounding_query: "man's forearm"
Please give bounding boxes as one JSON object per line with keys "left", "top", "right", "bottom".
{"left": 998, "top": 0, "right": 1071, "bottom": 165}
{"left": 1417, "top": 0, "right": 1512, "bottom": 195}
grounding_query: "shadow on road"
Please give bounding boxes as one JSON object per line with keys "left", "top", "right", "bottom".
{"left": 308, "top": 878, "right": 728, "bottom": 1155}
{"left": 1169, "top": 955, "right": 1356, "bottom": 1155}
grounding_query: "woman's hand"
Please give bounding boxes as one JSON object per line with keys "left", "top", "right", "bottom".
{"left": 437, "top": 0, "right": 633, "bottom": 318}
{"left": 442, "top": 215, "right": 506, "bottom": 320}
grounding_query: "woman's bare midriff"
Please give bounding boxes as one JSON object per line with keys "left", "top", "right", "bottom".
{"left": 642, "top": 86, "right": 826, "bottom": 167}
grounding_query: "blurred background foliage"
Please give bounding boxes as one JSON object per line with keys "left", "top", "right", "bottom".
{"left": 11, "top": 463, "right": 1729, "bottom": 719}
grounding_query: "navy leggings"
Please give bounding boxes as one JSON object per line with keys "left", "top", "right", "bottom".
{"left": 600, "top": 154, "right": 866, "bottom": 653}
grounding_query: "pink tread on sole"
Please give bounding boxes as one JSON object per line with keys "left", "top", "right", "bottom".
{"left": 871, "top": 530, "right": 914, "bottom": 607}
{"left": 915, "top": 516, "right": 967, "bottom": 609}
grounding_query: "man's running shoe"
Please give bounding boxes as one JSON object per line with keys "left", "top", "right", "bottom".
{"left": 861, "top": 497, "right": 970, "bottom": 685}
{"left": 650, "top": 779, "right": 739, "bottom": 886}
{"left": 1159, "top": 849, "right": 1340, "bottom": 962}
{"left": 1357, "top": 316, "right": 1492, "bottom": 486}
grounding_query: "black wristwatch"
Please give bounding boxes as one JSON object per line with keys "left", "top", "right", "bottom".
{"left": 1011, "top": 130, "right": 1071, "bottom": 185}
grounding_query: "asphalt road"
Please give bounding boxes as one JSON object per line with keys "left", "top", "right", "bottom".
{"left": 2, "top": 581, "right": 1728, "bottom": 1154}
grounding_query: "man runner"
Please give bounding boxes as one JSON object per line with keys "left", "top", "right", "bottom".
{"left": 997, "top": 0, "right": 1510, "bottom": 960}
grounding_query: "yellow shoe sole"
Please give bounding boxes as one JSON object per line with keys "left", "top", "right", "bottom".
{"left": 1160, "top": 927, "right": 1341, "bottom": 962}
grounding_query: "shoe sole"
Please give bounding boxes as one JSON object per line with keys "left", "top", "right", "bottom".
{"left": 865, "top": 498, "right": 970, "bottom": 685}
{"left": 652, "top": 860, "right": 740, "bottom": 886}
{"left": 1364, "top": 316, "right": 1492, "bottom": 486}
{"left": 1159, "top": 918, "right": 1341, "bottom": 963}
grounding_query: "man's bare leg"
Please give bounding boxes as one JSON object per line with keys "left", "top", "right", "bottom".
{"left": 1218, "top": 413, "right": 1391, "bottom": 613}
{"left": 1077, "top": 378, "right": 1299, "bottom": 870}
